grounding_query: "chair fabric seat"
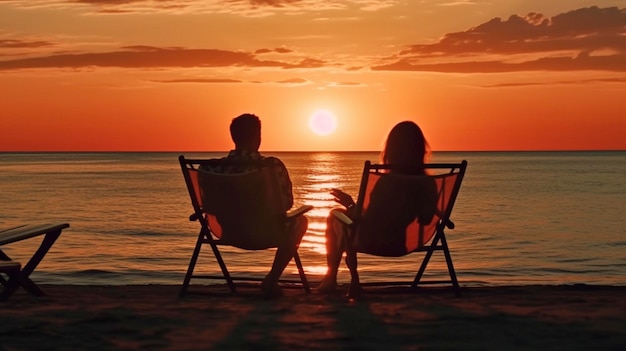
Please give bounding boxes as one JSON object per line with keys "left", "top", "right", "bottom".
{"left": 343, "top": 160, "right": 467, "bottom": 297}
{"left": 178, "top": 155, "right": 311, "bottom": 297}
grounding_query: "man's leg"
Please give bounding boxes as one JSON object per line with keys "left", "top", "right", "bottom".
{"left": 262, "top": 216, "right": 308, "bottom": 295}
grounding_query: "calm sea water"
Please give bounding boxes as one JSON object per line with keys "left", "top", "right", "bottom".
{"left": 1, "top": 151, "right": 624, "bottom": 287}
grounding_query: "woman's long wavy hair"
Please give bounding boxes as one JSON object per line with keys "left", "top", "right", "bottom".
{"left": 380, "top": 121, "right": 430, "bottom": 174}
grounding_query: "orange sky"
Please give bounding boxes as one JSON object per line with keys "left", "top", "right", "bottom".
{"left": 1, "top": 1, "right": 625, "bottom": 151}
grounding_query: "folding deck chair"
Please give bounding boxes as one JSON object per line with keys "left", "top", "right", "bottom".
{"left": 336, "top": 160, "right": 467, "bottom": 298}
{"left": 179, "top": 155, "right": 312, "bottom": 297}
{"left": 0, "top": 223, "right": 69, "bottom": 300}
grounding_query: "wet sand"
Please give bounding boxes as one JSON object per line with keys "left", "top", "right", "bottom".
{"left": 1, "top": 284, "right": 625, "bottom": 350}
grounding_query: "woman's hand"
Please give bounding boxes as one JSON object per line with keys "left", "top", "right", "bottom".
{"left": 330, "top": 188, "right": 355, "bottom": 209}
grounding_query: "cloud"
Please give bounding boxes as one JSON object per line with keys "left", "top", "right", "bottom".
{"left": 436, "top": 0, "right": 478, "bottom": 7}
{"left": 373, "top": 54, "right": 626, "bottom": 73}
{"left": 483, "top": 77, "right": 626, "bottom": 88}
{"left": 372, "top": 6, "right": 626, "bottom": 73}
{"left": 327, "top": 81, "right": 364, "bottom": 87}
{"left": 0, "top": 39, "right": 55, "bottom": 48}
{"left": 0, "top": 45, "right": 326, "bottom": 70}
{"left": 0, "top": 0, "right": 392, "bottom": 16}
{"left": 275, "top": 77, "right": 310, "bottom": 84}
{"left": 151, "top": 76, "right": 313, "bottom": 85}
{"left": 154, "top": 78, "right": 244, "bottom": 84}
{"left": 153, "top": 76, "right": 358, "bottom": 87}
{"left": 254, "top": 47, "right": 294, "bottom": 54}
{"left": 3, "top": 5, "right": 623, "bottom": 74}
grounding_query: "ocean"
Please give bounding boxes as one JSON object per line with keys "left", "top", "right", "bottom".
{"left": 1, "top": 151, "right": 624, "bottom": 287}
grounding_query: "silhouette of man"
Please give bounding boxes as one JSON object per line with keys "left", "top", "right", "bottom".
{"left": 203, "top": 113, "right": 308, "bottom": 297}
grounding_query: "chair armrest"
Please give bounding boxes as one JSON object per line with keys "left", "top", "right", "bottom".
{"left": 286, "top": 205, "right": 314, "bottom": 219}
{"left": 445, "top": 219, "right": 455, "bottom": 229}
{"left": 0, "top": 223, "right": 69, "bottom": 246}
{"left": 435, "top": 210, "right": 454, "bottom": 229}
{"left": 331, "top": 210, "right": 353, "bottom": 226}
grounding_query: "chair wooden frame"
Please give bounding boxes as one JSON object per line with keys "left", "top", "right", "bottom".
{"left": 338, "top": 160, "right": 467, "bottom": 297}
{"left": 0, "top": 223, "right": 69, "bottom": 300}
{"left": 179, "top": 155, "right": 312, "bottom": 297}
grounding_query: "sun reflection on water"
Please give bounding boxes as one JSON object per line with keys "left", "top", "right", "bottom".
{"left": 290, "top": 152, "right": 361, "bottom": 259}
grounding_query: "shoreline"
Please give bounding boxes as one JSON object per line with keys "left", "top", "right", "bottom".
{"left": 2, "top": 284, "right": 625, "bottom": 350}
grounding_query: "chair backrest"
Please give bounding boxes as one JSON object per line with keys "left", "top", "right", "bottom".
{"left": 353, "top": 160, "right": 467, "bottom": 254}
{"left": 179, "top": 155, "right": 287, "bottom": 248}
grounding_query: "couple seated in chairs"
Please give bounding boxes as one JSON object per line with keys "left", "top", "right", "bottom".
{"left": 180, "top": 114, "right": 466, "bottom": 298}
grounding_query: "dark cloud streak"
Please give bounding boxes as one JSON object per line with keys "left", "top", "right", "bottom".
{"left": 152, "top": 76, "right": 313, "bottom": 85}
{"left": 373, "top": 53, "right": 626, "bottom": 73}
{"left": 154, "top": 78, "right": 243, "bottom": 83}
{"left": 377, "top": 6, "right": 626, "bottom": 73}
{"left": 0, "top": 46, "right": 325, "bottom": 70}
{"left": 483, "top": 76, "right": 626, "bottom": 88}
{"left": 0, "top": 39, "right": 55, "bottom": 48}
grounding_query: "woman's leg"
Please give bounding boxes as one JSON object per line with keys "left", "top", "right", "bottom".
{"left": 318, "top": 209, "right": 348, "bottom": 292}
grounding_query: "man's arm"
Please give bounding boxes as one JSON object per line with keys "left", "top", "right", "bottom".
{"left": 264, "top": 157, "right": 294, "bottom": 211}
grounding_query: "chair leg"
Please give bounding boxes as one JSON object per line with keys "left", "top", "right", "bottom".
{"left": 293, "top": 252, "right": 310, "bottom": 293}
{"left": 209, "top": 243, "right": 236, "bottom": 293}
{"left": 413, "top": 236, "right": 438, "bottom": 288}
{"left": 21, "top": 229, "right": 62, "bottom": 278}
{"left": 413, "top": 233, "right": 461, "bottom": 297}
{"left": 0, "top": 256, "right": 11, "bottom": 288}
{"left": 0, "top": 285, "right": 12, "bottom": 301}
{"left": 0, "top": 270, "right": 24, "bottom": 301}
{"left": 5, "top": 228, "right": 63, "bottom": 297}
{"left": 180, "top": 232, "right": 204, "bottom": 297}
{"left": 345, "top": 247, "right": 361, "bottom": 299}
{"left": 440, "top": 234, "right": 461, "bottom": 297}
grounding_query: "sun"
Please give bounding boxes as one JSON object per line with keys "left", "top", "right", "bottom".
{"left": 309, "top": 110, "right": 338, "bottom": 136}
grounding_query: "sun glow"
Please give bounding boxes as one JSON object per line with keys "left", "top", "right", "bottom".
{"left": 308, "top": 110, "right": 338, "bottom": 136}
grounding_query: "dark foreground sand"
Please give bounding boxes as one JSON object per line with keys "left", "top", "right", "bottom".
{"left": 1, "top": 284, "right": 625, "bottom": 350}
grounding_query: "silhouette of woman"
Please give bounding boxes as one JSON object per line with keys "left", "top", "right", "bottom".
{"left": 318, "top": 121, "right": 438, "bottom": 293}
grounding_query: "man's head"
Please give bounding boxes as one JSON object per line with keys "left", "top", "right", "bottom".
{"left": 230, "top": 113, "right": 261, "bottom": 151}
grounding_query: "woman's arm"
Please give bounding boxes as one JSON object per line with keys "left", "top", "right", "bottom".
{"left": 330, "top": 188, "right": 355, "bottom": 210}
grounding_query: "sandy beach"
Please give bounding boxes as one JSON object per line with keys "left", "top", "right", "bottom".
{"left": 1, "top": 284, "right": 624, "bottom": 350}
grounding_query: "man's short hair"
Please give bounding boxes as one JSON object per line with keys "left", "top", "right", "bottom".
{"left": 230, "top": 113, "right": 261, "bottom": 146}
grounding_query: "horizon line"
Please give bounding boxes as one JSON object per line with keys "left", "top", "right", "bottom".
{"left": 1, "top": 149, "right": 625, "bottom": 153}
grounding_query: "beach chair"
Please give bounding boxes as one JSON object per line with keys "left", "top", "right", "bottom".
{"left": 0, "top": 223, "right": 69, "bottom": 300}
{"left": 337, "top": 161, "right": 467, "bottom": 298}
{"left": 0, "top": 261, "right": 24, "bottom": 301}
{"left": 179, "top": 155, "right": 312, "bottom": 297}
